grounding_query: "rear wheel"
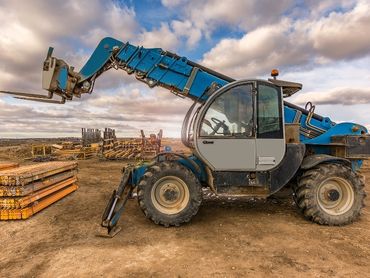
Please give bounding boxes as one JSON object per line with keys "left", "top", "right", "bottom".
{"left": 294, "top": 163, "right": 366, "bottom": 225}
{"left": 137, "top": 161, "right": 202, "bottom": 226}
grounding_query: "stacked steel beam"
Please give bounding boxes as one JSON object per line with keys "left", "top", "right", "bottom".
{"left": 0, "top": 161, "right": 78, "bottom": 220}
{"left": 0, "top": 162, "right": 19, "bottom": 171}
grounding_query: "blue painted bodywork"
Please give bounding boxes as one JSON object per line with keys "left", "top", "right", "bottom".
{"left": 54, "top": 37, "right": 368, "bottom": 185}
{"left": 131, "top": 155, "right": 208, "bottom": 186}
{"left": 58, "top": 67, "right": 68, "bottom": 91}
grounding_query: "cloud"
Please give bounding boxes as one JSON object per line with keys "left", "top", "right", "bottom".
{"left": 137, "top": 23, "right": 179, "bottom": 50}
{"left": 83, "top": 85, "right": 192, "bottom": 119}
{"left": 201, "top": 19, "right": 310, "bottom": 78}
{"left": 80, "top": 3, "right": 138, "bottom": 47}
{"left": 171, "top": 20, "right": 202, "bottom": 47}
{"left": 310, "top": 1, "right": 370, "bottom": 60}
{"left": 163, "top": 0, "right": 295, "bottom": 42}
{"left": 0, "top": 0, "right": 139, "bottom": 92}
{"left": 304, "top": 0, "right": 357, "bottom": 16}
{"left": 161, "top": 0, "right": 187, "bottom": 8}
{"left": 200, "top": 1, "right": 370, "bottom": 78}
{"left": 185, "top": 1, "right": 292, "bottom": 31}
{"left": 293, "top": 88, "right": 370, "bottom": 106}
{"left": 160, "top": 0, "right": 296, "bottom": 50}
{"left": 0, "top": 83, "right": 193, "bottom": 138}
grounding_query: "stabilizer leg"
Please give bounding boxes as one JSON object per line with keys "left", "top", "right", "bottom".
{"left": 100, "top": 166, "right": 134, "bottom": 237}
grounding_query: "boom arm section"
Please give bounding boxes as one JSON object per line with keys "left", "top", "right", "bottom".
{"left": 42, "top": 37, "right": 231, "bottom": 103}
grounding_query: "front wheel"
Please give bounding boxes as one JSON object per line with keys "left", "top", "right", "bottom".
{"left": 294, "top": 163, "right": 366, "bottom": 225}
{"left": 137, "top": 161, "right": 202, "bottom": 227}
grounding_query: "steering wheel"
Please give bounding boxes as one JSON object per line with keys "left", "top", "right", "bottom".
{"left": 210, "top": 117, "right": 230, "bottom": 135}
{"left": 240, "top": 119, "right": 254, "bottom": 136}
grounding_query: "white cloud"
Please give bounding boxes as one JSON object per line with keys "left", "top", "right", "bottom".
{"left": 0, "top": 0, "right": 139, "bottom": 92}
{"left": 304, "top": 0, "right": 357, "bottom": 16}
{"left": 81, "top": 4, "right": 138, "bottom": 47}
{"left": 161, "top": 0, "right": 296, "bottom": 47}
{"left": 293, "top": 88, "right": 370, "bottom": 106}
{"left": 201, "top": 19, "right": 310, "bottom": 78}
{"left": 310, "top": 1, "right": 370, "bottom": 60}
{"left": 161, "top": 0, "right": 187, "bottom": 8}
{"left": 165, "top": 0, "right": 294, "bottom": 40}
{"left": 137, "top": 23, "right": 179, "bottom": 50}
{"left": 171, "top": 20, "right": 202, "bottom": 47}
{"left": 201, "top": 1, "right": 370, "bottom": 78}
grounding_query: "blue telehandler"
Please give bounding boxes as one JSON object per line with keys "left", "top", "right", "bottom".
{"left": 2, "top": 37, "right": 368, "bottom": 237}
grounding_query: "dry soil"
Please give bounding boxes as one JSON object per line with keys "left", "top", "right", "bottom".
{"left": 0, "top": 150, "right": 369, "bottom": 277}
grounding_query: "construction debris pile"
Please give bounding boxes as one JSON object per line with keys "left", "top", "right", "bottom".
{"left": 52, "top": 142, "right": 97, "bottom": 160}
{"left": 102, "top": 128, "right": 163, "bottom": 160}
{"left": 32, "top": 144, "right": 53, "bottom": 160}
{"left": 29, "top": 128, "right": 102, "bottom": 161}
{"left": 0, "top": 161, "right": 78, "bottom": 220}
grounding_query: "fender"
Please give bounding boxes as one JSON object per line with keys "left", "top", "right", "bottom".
{"left": 270, "top": 143, "right": 306, "bottom": 194}
{"left": 300, "top": 154, "right": 351, "bottom": 170}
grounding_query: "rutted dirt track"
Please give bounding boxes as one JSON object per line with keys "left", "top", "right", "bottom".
{"left": 0, "top": 158, "right": 369, "bottom": 277}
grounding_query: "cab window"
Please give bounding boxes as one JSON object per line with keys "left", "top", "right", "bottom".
{"left": 257, "top": 84, "right": 283, "bottom": 138}
{"left": 200, "top": 84, "right": 254, "bottom": 137}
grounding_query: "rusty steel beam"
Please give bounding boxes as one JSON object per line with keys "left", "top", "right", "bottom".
{"left": 0, "top": 177, "right": 77, "bottom": 209}
{"left": 0, "top": 184, "right": 78, "bottom": 220}
{"left": 0, "top": 161, "right": 78, "bottom": 186}
{"left": 0, "top": 162, "right": 19, "bottom": 171}
{"left": 0, "top": 169, "right": 77, "bottom": 197}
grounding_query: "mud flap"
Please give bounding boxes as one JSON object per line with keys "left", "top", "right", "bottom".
{"left": 100, "top": 166, "right": 134, "bottom": 237}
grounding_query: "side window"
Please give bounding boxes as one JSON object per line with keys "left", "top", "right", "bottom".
{"left": 257, "top": 84, "right": 283, "bottom": 138}
{"left": 200, "top": 84, "right": 254, "bottom": 137}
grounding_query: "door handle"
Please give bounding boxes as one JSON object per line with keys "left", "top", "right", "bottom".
{"left": 202, "top": 140, "right": 214, "bottom": 144}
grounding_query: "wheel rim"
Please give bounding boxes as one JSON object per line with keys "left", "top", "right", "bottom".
{"left": 151, "top": 176, "right": 190, "bottom": 215}
{"left": 317, "top": 177, "right": 354, "bottom": 216}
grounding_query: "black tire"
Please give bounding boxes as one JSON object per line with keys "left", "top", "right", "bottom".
{"left": 294, "top": 163, "right": 366, "bottom": 225}
{"left": 137, "top": 161, "right": 202, "bottom": 227}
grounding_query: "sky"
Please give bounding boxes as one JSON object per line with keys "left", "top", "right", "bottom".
{"left": 0, "top": 0, "right": 370, "bottom": 138}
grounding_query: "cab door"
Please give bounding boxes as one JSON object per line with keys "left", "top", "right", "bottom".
{"left": 255, "top": 82, "right": 285, "bottom": 171}
{"left": 194, "top": 81, "right": 256, "bottom": 171}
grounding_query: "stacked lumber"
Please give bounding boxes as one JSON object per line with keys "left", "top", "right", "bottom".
{"left": 103, "top": 140, "right": 143, "bottom": 159}
{"left": 31, "top": 144, "right": 53, "bottom": 158}
{"left": 102, "top": 128, "right": 162, "bottom": 160}
{"left": 0, "top": 162, "right": 19, "bottom": 171}
{"left": 54, "top": 147, "right": 96, "bottom": 160}
{"left": 0, "top": 161, "right": 78, "bottom": 220}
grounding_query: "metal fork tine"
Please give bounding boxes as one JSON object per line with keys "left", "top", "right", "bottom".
{"left": 13, "top": 96, "right": 66, "bottom": 104}
{"left": 0, "top": 90, "right": 52, "bottom": 99}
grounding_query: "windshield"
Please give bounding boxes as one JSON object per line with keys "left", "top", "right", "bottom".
{"left": 200, "top": 84, "right": 254, "bottom": 137}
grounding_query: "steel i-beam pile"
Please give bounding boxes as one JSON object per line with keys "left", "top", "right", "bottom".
{"left": 0, "top": 162, "right": 19, "bottom": 171}
{"left": 0, "top": 161, "right": 78, "bottom": 220}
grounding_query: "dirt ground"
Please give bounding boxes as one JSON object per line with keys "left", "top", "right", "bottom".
{"left": 0, "top": 146, "right": 369, "bottom": 277}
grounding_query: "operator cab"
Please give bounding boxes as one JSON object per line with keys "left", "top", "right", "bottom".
{"left": 194, "top": 79, "right": 285, "bottom": 172}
